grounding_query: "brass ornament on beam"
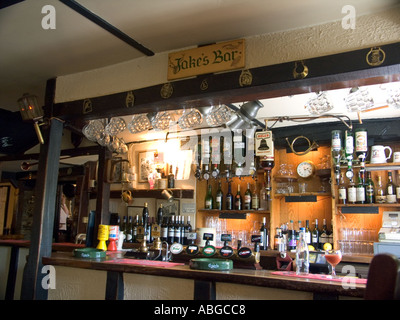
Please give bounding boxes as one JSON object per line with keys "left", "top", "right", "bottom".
{"left": 239, "top": 69, "right": 253, "bottom": 87}
{"left": 160, "top": 83, "right": 173, "bottom": 99}
{"left": 82, "top": 99, "right": 92, "bottom": 114}
{"left": 125, "top": 91, "right": 135, "bottom": 108}
{"left": 293, "top": 61, "right": 309, "bottom": 79}
{"left": 366, "top": 47, "right": 385, "bottom": 67}
{"left": 200, "top": 79, "right": 209, "bottom": 91}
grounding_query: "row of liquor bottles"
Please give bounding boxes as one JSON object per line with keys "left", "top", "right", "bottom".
{"left": 204, "top": 181, "right": 272, "bottom": 211}
{"left": 120, "top": 209, "right": 193, "bottom": 245}
{"left": 274, "top": 219, "right": 333, "bottom": 252}
{"left": 337, "top": 170, "right": 400, "bottom": 204}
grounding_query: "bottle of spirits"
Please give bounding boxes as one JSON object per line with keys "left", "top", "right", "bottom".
{"left": 205, "top": 184, "right": 213, "bottom": 209}
{"left": 225, "top": 181, "right": 233, "bottom": 210}
{"left": 386, "top": 171, "right": 397, "bottom": 204}
{"left": 235, "top": 184, "right": 242, "bottom": 210}
{"left": 338, "top": 172, "right": 347, "bottom": 204}
{"left": 244, "top": 183, "right": 252, "bottom": 210}
{"left": 365, "top": 171, "right": 375, "bottom": 204}
{"left": 331, "top": 130, "right": 342, "bottom": 184}
{"left": 347, "top": 178, "right": 357, "bottom": 204}
{"left": 356, "top": 172, "right": 366, "bottom": 204}
{"left": 296, "top": 227, "right": 310, "bottom": 275}
{"left": 157, "top": 204, "right": 163, "bottom": 225}
{"left": 251, "top": 184, "right": 260, "bottom": 210}
{"left": 126, "top": 216, "right": 133, "bottom": 243}
{"left": 311, "top": 219, "right": 320, "bottom": 250}
{"left": 167, "top": 164, "right": 175, "bottom": 188}
{"left": 375, "top": 175, "right": 386, "bottom": 204}
{"left": 355, "top": 128, "right": 368, "bottom": 166}
{"left": 287, "top": 220, "right": 296, "bottom": 251}
{"left": 319, "top": 219, "right": 328, "bottom": 249}
{"left": 259, "top": 217, "right": 269, "bottom": 250}
{"left": 259, "top": 182, "right": 267, "bottom": 210}
{"left": 215, "top": 181, "right": 223, "bottom": 210}
{"left": 305, "top": 220, "right": 312, "bottom": 245}
{"left": 132, "top": 215, "right": 139, "bottom": 243}
{"left": 120, "top": 216, "right": 127, "bottom": 242}
{"left": 344, "top": 130, "right": 354, "bottom": 180}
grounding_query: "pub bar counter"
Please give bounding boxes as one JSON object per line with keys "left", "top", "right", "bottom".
{"left": 1, "top": 4, "right": 400, "bottom": 301}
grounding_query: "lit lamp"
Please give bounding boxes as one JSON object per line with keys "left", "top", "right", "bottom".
{"left": 18, "top": 93, "right": 45, "bottom": 144}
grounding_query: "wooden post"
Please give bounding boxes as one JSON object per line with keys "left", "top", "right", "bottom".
{"left": 20, "top": 117, "right": 64, "bottom": 299}
{"left": 20, "top": 78, "right": 64, "bottom": 300}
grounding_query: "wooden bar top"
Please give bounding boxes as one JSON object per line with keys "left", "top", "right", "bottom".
{"left": 42, "top": 251, "right": 366, "bottom": 298}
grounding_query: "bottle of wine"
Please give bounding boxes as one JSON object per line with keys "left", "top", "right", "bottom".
{"left": 356, "top": 172, "right": 366, "bottom": 204}
{"left": 244, "top": 183, "right": 252, "bottom": 210}
{"left": 375, "top": 175, "right": 386, "bottom": 204}
{"left": 311, "top": 219, "right": 320, "bottom": 250}
{"left": 305, "top": 220, "right": 312, "bottom": 245}
{"left": 215, "top": 181, "right": 223, "bottom": 210}
{"left": 157, "top": 204, "right": 163, "bottom": 225}
{"left": 260, "top": 217, "right": 269, "bottom": 250}
{"left": 251, "top": 184, "right": 260, "bottom": 210}
{"left": 386, "top": 171, "right": 397, "bottom": 204}
{"left": 168, "top": 216, "right": 175, "bottom": 244}
{"left": 225, "top": 181, "right": 233, "bottom": 210}
{"left": 161, "top": 217, "right": 168, "bottom": 242}
{"left": 183, "top": 216, "right": 192, "bottom": 245}
{"left": 205, "top": 184, "right": 213, "bottom": 209}
{"left": 338, "top": 172, "right": 347, "bottom": 204}
{"left": 365, "top": 171, "right": 375, "bottom": 204}
{"left": 235, "top": 184, "right": 242, "bottom": 210}
{"left": 174, "top": 216, "right": 182, "bottom": 244}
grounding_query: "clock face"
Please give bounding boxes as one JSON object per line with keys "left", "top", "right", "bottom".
{"left": 297, "top": 161, "right": 315, "bottom": 178}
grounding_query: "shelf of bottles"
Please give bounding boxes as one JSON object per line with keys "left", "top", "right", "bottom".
{"left": 332, "top": 128, "right": 400, "bottom": 210}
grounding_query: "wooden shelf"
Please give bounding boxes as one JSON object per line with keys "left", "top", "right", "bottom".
{"left": 90, "top": 188, "right": 194, "bottom": 199}
{"left": 337, "top": 203, "right": 400, "bottom": 207}
{"left": 274, "top": 192, "right": 330, "bottom": 198}
{"left": 198, "top": 209, "right": 270, "bottom": 214}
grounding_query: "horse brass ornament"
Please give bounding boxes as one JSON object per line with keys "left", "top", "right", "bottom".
{"left": 366, "top": 47, "right": 385, "bottom": 67}
{"left": 293, "top": 61, "right": 309, "bottom": 79}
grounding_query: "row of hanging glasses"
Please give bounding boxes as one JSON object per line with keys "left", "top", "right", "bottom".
{"left": 82, "top": 105, "right": 234, "bottom": 153}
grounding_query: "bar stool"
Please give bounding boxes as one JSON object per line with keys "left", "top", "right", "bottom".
{"left": 365, "top": 253, "right": 400, "bottom": 300}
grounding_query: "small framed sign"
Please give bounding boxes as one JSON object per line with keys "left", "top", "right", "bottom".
{"left": 167, "top": 39, "right": 245, "bottom": 80}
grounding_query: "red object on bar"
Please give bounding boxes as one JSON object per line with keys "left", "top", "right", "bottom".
{"left": 271, "top": 271, "right": 367, "bottom": 284}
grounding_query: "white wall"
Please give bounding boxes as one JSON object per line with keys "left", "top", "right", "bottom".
{"left": 54, "top": 8, "right": 400, "bottom": 104}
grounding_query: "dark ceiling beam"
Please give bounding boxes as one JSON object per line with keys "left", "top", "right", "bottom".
{"left": 0, "top": 0, "right": 25, "bottom": 10}
{"left": 51, "top": 42, "right": 400, "bottom": 123}
{"left": 58, "top": 0, "right": 154, "bottom": 56}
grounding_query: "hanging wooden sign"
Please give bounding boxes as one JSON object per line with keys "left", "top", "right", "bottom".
{"left": 167, "top": 39, "right": 245, "bottom": 80}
